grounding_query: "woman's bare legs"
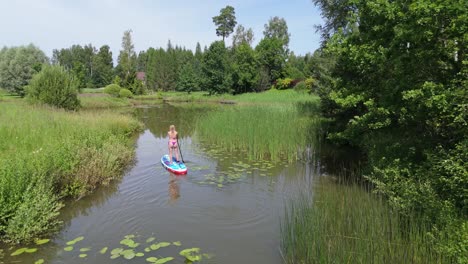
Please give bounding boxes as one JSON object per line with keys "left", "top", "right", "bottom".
{"left": 168, "top": 144, "right": 173, "bottom": 161}
{"left": 175, "top": 147, "right": 180, "bottom": 162}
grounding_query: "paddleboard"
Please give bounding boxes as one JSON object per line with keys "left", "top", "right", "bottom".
{"left": 161, "top": 154, "right": 187, "bottom": 175}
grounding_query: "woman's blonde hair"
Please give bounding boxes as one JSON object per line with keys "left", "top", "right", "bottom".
{"left": 169, "top": 125, "right": 175, "bottom": 130}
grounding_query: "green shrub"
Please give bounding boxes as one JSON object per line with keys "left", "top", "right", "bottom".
{"left": 275, "top": 78, "right": 293, "bottom": 90}
{"left": 26, "top": 65, "right": 80, "bottom": 110}
{"left": 305, "top": 77, "right": 316, "bottom": 91}
{"left": 294, "top": 81, "right": 307, "bottom": 91}
{"left": 104, "top": 84, "right": 121, "bottom": 97}
{"left": 119, "top": 88, "right": 133, "bottom": 98}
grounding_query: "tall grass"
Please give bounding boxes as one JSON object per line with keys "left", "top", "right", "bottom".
{"left": 135, "top": 89, "right": 320, "bottom": 105}
{"left": 281, "top": 178, "right": 452, "bottom": 263}
{"left": 0, "top": 101, "right": 142, "bottom": 243}
{"left": 196, "top": 103, "right": 321, "bottom": 162}
{"left": 79, "top": 94, "right": 132, "bottom": 109}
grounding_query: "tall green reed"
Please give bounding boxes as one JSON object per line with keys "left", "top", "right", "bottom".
{"left": 196, "top": 103, "right": 321, "bottom": 162}
{"left": 281, "top": 177, "right": 452, "bottom": 263}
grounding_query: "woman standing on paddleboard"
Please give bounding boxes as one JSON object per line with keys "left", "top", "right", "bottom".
{"left": 168, "top": 125, "right": 180, "bottom": 163}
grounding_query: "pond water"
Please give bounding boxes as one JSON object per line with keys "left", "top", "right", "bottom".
{"left": 2, "top": 104, "right": 326, "bottom": 264}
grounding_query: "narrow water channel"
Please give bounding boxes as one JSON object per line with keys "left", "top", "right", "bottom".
{"left": 3, "top": 104, "right": 321, "bottom": 264}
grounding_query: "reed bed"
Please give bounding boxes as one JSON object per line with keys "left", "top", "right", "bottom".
{"left": 135, "top": 89, "right": 320, "bottom": 105}
{"left": 196, "top": 103, "right": 321, "bottom": 162}
{"left": 281, "top": 178, "right": 452, "bottom": 264}
{"left": 0, "top": 101, "right": 142, "bottom": 243}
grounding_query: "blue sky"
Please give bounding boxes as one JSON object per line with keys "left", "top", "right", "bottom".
{"left": 0, "top": 0, "right": 323, "bottom": 60}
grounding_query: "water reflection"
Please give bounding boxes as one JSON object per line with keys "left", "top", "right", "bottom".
{"left": 168, "top": 174, "right": 181, "bottom": 203}
{"left": 134, "top": 103, "right": 215, "bottom": 139}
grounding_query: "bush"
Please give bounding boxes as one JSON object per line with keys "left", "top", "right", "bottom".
{"left": 119, "top": 88, "right": 133, "bottom": 98}
{"left": 275, "top": 78, "right": 294, "bottom": 90}
{"left": 305, "top": 77, "right": 316, "bottom": 91}
{"left": 104, "top": 84, "right": 121, "bottom": 97}
{"left": 26, "top": 65, "right": 80, "bottom": 110}
{"left": 294, "top": 81, "right": 308, "bottom": 91}
{"left": 130, "top": 79, "right": 145, "bottom": 95}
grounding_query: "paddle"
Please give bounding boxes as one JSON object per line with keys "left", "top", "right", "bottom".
{"left": 177, "top": 137, "right": 184, "bottom": 163}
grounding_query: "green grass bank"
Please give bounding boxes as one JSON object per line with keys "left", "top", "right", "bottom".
{"left": 0, "top": 101, "right": 142, "bottom": 243}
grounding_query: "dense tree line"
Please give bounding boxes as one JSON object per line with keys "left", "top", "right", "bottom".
{"left": 1, "top": 6, "right": 321, "bottom": 97}
{"left": 312, "top": 0, "right": 467, "bottom": 261}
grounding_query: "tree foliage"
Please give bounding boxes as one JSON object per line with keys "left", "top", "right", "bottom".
{"left": 232, "top": 43, "right": 258, "bottom": 94}
{"left": 0, "top": 44, "right": 48, "bottom": 96}
{"left": 263, "top": 16, "right": 290, "bottom": 49}
{"left": 232, "top": 24, "right": 254, "bottom": 48}
{"left": 52, "top": 44, "right": 96, "bottom": 88}
{"left": 313, "top": 0, "right": 467, "bottom": 260}
{"left": 92, "top": 45, "right": 114, "bottom": 87}
{"left": 117, "top": 30, "right": 137, "bottom": 88}
{"left": 202, "top": 41, "right": 232, "bottom": 95}
{"left": 26, "top": 65, "right": 80, "bottom": 110}
{"left": 212, "top": 5, "right": 237, "bottom": 41}
{"left": 256, "top": 37, "right": 287, "bottom": 84}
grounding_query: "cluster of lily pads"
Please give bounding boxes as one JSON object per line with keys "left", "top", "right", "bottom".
{"left": 192, "top": 157, "right": 281, "bottom": 188}
{"left": 3, "top": 235, "right": 210, "bottom": 263}
{"left": 3, "top": 238, "right": 50, "bottom": 264}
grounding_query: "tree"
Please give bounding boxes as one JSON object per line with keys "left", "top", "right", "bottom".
{"left": 255, "top": 37, "right": 287, "bottom": 83}
{"left": 0, "top": 44, "right": 48, "bottom": 96}
{"left": 136, "top": 50, "right": 147, "bottom": 72}
{"left": 26, "top": 65, "right": 80, "bottom": 110}
{"left": 92, "top": 45, "right": 113, "bottom": 87}
{"left": 195, "top": 42, "right": 203, "bottom": 60}
{"left": 177, "top": 62, "right": 199, "bottom": 93}
{"left": 117, "top": 30, "right": 137, "bottom": 88}
{"left": 52, "top": 44, "right": 97, "bottom": 88}
{"left": 202, "top": 41, "right": 232, "bottom": 94}
{"left": 232, "top": 24, "right": 254, "bottom": 48}
{"left": 263, "top": 16, "right": 290, "bottom": 49}
{"left": 313, "top": 0, "right": 467, "bottom": 259}
{"left": 212, "top": 5, "right": 237, "bottom": 41}
{"left": 232, "top": 43, "right": 258, "bottom": 94}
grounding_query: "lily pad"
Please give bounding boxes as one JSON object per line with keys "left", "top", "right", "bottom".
{"left": 124, "top": 234, "right": 135, "bottom": 239}
{"left": 146, "top": 237, "right": 156, "bottom": 243}
{"left": 25, "top": 248, "right": 38, "bottom": 253}
{"left": 180, "top": 248, "right": 201, "bottom": 262}
{"left": 136, "top": 252, "right": 145, "bottom": 257}
{"left": 122, "top": 249, "right": 135, "bottom": 260}
{"left": 144, "top": 247, "right": 151, "bottom": 252}
{"left": 35, "top": 239, "right": 50, "bottom": 245}
{"left": 66, "top": 236, "right": 84, "bottom": 245}
{"left": 11, "top": 248, "right": 27, "bottom": 256}
{"left": 79, "top": 254, "right": 87, "bottom": 258}
{"left": 146, "top": 257, "right": 158, "bottom": 263}
{"left": 34, "top": 259, "right": 45, "bottom": 264}
{"left": 155, "top": 257, "right": 174, "bottom": 263}
{"left": 80, "top": 247, "right": 91, "bottom": 252}
{"left": 110, "top": 254, "right": 120, "bottom": 259}
{"left": 64, "top": 246, "right": 73, "bottom": 252}
{"left": 100, "top": 247, "right": 108, "bottom": 254}
{"left": 110, "top": 248, "right": 123, "bottom": 255}
{"left": 172, "top": 241, "right": 181, "bottom": 246}
{"left": 217, "top": 183, "right": 223, "bottom": 188}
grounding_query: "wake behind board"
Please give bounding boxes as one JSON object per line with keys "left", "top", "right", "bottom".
{"left": 161, "top": 154, "right": 187, "bottom": 175}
